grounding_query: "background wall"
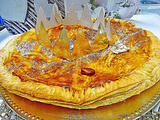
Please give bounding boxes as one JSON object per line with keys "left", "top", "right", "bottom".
{"left": 0, "top": 0, "right": 160, "bottom": 34}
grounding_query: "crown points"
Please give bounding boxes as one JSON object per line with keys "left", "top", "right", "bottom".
{"left": 37, "top": 22, "right": 51, "bottom": 49}
{"left": 36, "top": 7, "right": 50, "bottom": 33}
{"left": 59, "top": 27, "right": 68, "bottom": 41}
{"left": 97, "top": 23, "right": 105, "bottom": 35}
{"left": 53, "top": 27, "right": 71, "bottom": 60}
{"left": 36, "top": 4, "right": 108, "bottom": 32}
{"left": 52, "top": 3, "right": 63, "bottom": 24}
{"left": 79, "top": 5, "right": 93, "bottom": 28}
{"left": 91, "top": 23, "right": 108, "bottom": 52}
{"left": 72, "top": 27, "right": 92, "bottom": 59}
{"left": 48, "top": 12, "right": 59, "bottom": 28}
{"left": 92, "top": 8, "right": 105, "bottom": 30}
{"left": 63, "top": 4, "right": 79, "bottom": 25}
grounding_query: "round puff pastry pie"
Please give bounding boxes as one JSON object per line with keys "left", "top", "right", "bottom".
{"left": 0, "top": 18, "right": 160, "bottom": 109}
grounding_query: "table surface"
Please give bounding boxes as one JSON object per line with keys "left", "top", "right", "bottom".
{"left": 0, "top": 14, "right": 160, "bottom": 120}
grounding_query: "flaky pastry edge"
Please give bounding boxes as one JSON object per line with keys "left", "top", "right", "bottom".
{"left": 0, "top": 28, "right": 160, "bottom": 109}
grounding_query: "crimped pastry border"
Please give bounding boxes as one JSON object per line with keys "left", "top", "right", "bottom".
{"left": 0, "top": 28, "right": 160, "bottom": 109}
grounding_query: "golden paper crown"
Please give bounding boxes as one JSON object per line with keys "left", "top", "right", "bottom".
{"left": 36, "top": 3, "right": 110, "bottom": 39}
{"left": 35, "top": 4, "right": 113, "bottom": 60}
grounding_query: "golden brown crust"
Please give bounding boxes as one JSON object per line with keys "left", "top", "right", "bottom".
{"left": 0, "top": 21, "right": 160, "bottom": 109}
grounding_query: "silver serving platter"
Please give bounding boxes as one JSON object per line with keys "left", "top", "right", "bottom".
{"left": 0, "top": 83, "right": 159, "bottom": 120}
